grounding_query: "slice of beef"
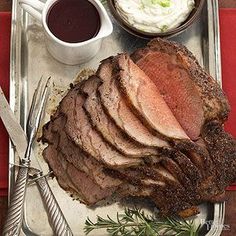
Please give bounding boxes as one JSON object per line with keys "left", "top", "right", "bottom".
{"left": 105, "top": 165, "right": 199, "bottom": 216}
{"left": 43, "top": 117, "right": 122, "bottom": 189}
{"left": 43, "top": 145, "right": 116, "bottom": 205}
{"left": 43, "top": 145, "right": 77, "bottom": 194}
{"left": 97, "top": 58, "right": 169, "bottom": 148}
{"left": 175, "top": 140, "right": 214, "bottom": 177}
{"left": 58, "top": 87, "right": 141, "bottom": 168}
{"left": 44, "top": 133, "right": 195, "bottom": 215}
{"left": 81, "top": 75, "right": 160, "bottom": 157}
{"left": 59, "top": 138, "right": 122, "bottom": 189}
{"left": 67, "top": 161, "right": 116, "bottom": 205}
{"left": 131, "top": 38, "right": 230, "bottom": 140}
{"left": 115, "top": 54, "right": 189, "bottom": 141}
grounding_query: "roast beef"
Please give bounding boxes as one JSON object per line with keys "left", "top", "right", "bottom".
{"left": 131, "top": 38, "right": 230, "bottom": 140}
{"left": 81, "top": 75, "right": 160, "bottom": 157}
{"left": 97, "top": 58, "right": 169, "bottom": 148}
{"left": 42, "top": 116, "right": 122, "bottom": 189}
{"left": 105, "top": 164, "right": 200, "bottom": 216}
{"left": 201, "top": 121, "right": 236, "bottom": 195}
{"left": 114, "top": 54, "right": 189, "bottom": 140}
{"left": 42, "top": 37, "right": 236, "bottom": 217}
{"left": 43, "top": 145, "right": 117, "bottom": 205}
{"left": 58, "top": 86, "right": 141, "bottom": 168}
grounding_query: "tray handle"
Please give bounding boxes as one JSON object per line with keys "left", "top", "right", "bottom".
{"left": 35, "top": 173, "right": 74, "bottom": 236}
{"left": 2, "top": 159, "right": 30, "bottom": 236}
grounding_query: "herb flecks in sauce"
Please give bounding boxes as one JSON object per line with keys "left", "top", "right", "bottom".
{"left": 115, "top": 0, "right": 195, "bottom": 33}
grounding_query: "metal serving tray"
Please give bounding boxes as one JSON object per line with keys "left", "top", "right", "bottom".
{"left": 9, "top": 0, "right": 225, "bottom": 235}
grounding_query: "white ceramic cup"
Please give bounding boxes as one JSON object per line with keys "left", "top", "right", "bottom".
{"left": 19, "top": 0, "right": 113, "bottom": 65}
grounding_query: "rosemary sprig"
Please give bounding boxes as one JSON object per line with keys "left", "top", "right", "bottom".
{"left": 84, "top": 207, "right": 201, "bottom": 236}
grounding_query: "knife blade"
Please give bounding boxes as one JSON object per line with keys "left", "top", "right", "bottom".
{"left": 0, "top": 85, "right": 73, "bottom": 236}
{"left": 0, "top": 87, "right": 28, "bottom": 160}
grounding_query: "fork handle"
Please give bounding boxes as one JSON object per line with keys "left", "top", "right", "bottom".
{"left": 2, "top": 159, "right": 30, "bottom": 236}
{"left": 35, "top": 174, "right": 73, "bottom": 236}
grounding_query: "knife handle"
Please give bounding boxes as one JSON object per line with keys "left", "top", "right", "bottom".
{"left": 2, "top": 159, "right": 30, "bottom": 236}
{"left": 35, "top": 174, "right": 73, "bottom": 236}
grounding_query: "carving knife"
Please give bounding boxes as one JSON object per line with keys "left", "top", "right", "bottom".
{"left": 0, "top": 83, "right": 73, "bottom": 236}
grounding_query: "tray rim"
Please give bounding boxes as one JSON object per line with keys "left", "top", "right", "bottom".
{"left": 8, "top": 0, "right": 225, "bottom": 235}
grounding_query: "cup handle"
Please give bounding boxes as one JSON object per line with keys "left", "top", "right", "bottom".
{"left": 19, "top": 0, "right": 45, "bottom": 21}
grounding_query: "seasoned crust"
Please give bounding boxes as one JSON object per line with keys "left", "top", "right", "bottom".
{"left": 97, "top": 57, "right": 169, "bottom": 148}
{"left": 41, "top": 38, "right": 236, "bottom": 217}
{"left": 113, "top": 53, "right": 189, "bottom": 140}
{"left": 80, "top": 76, "right": 161, "bottom": 157}
{"left": 131, "top": 38, "right": 230, "bottom": 124}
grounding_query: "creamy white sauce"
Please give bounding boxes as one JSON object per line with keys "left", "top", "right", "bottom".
{"left": 115, "top": 0, "right": 195, "bottom": 33}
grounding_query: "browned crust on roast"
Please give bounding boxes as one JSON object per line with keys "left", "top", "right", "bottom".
{"left": 97, "top": 57, "right": 170, "bottom": 148}
{"left": 178, "top": 206, "right": 200, "bottom": 218}
{"left": 174, "top": 140, "right": 214, "bottom": 177}
{"left": 41, "top": 38, "right": 236, "bottom": 217}
{"left": 202, "top": 121, "right": 236, "bottom": 189}
{"left": 131, "top": 38, "right": 230, "bottom": 124}
{"left": 80, "top": 76, "right": 161, "bottom": 157}
{"left": 112, "top": 53, "right": 189, "bottom": 141}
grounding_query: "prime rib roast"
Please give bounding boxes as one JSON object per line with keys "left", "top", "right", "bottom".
{"left": 42, "top": 38, "right": 236, "bottom": 217}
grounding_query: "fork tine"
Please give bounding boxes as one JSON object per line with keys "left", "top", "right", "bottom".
{"left": 28, "top": 76, "right": 43, "bottom": 120}
{"left": 27, "top": 76, "right": 50, "bottom": 138}
{"left": 34, "top": 77, "right": 51, "bottom": 128}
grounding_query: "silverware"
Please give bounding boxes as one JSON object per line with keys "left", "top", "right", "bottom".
{"left": 33, "top": 172, "right": 74, "bottom": 236}
{"left": 2, "top": 77, "right": 49, "bottom": 235}
{"left": 2, "top": 78, "right": 73, "bottom": 236}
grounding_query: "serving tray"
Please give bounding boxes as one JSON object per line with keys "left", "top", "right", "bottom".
{"left": 8, "top": 0, "right": 225, "bottom": 235}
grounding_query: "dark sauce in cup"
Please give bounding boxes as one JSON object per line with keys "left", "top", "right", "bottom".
{"left": 47, "top": 0, "right": 101, "bottom": 43}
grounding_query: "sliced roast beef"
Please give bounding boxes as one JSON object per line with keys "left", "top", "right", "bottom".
{"left": 105, "top": 165, "right": 199, "bottom": 216}
{"left": 66, "top": 161, "right": 117, "bottom": 205}
{"left": 115, "top": 54, "right": 189, "bottom": 140}
{"left": 43, "top": 145, "right": 76, "bottom": 194}
{"left": 44, "top": 129, "right": 198, "bottom": 215}
{"left": 43, "top": 118, "right": 123, "bottom": 189}
{"left": 59, "top": 139, "right": 122, "bottom": 189}
{"left": 43, "top": 145, "right": 116, "bottom": 205}
{"left": 81, "top": 75, "right": 160, "bottom": 157}
{"left": 131, "top": 38, "right": 230, "bottom": 140}
{"left": 58, "top": 87, "right": 141, "bottom": 168}
{"left": 97, "top": 58, "right": 169, "bottom": 148}
{"left": 41, "top": 37, "right": 236, "bottom": 217}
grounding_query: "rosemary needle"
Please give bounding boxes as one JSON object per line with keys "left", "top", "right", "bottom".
{"left": 84, "top": 207, "right": 200, "bottom": 236}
